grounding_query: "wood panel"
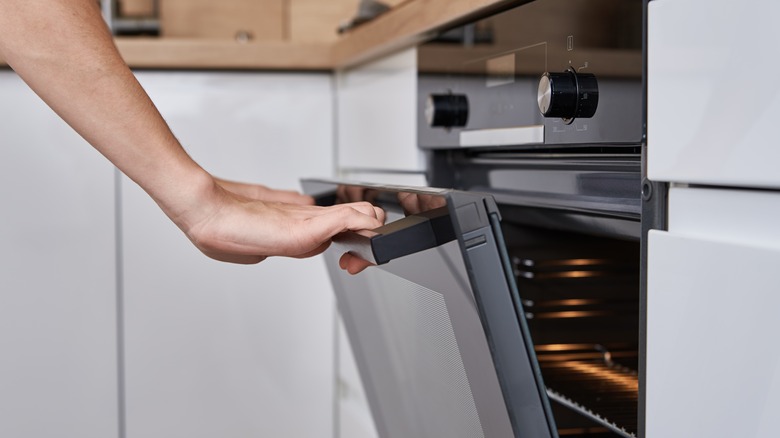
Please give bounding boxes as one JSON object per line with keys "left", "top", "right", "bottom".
{"left": 118, "top": 0, "right": 155, "bottom": 17}
{"left": 290, "top": 0, "right": 356, "bottom": 43}
{"left": 115, "top": 38, "right": 332, "bottom": 70}
{"left": 160, "top": 0, "right": 284, "bottom": 40}
{"left": 289, "top": 0, "right": 406, "bottom": 43}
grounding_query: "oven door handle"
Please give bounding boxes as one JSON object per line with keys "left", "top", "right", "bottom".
{"left": 331, "top": 206, "right": 456, "bottom": 265}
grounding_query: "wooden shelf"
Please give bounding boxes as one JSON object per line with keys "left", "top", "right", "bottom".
{"left": 332, "top": 0, "right": 516, "bottom": 69}
{"left": 115, "top": 38, "right": 332, "bottom": 70}
{"left": 1, "top": 38, "right": 332, "bottom": 70}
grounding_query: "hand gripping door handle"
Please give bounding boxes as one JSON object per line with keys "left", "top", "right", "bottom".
{"left": 332, "top": 206, "right": 456, "bottom": 265}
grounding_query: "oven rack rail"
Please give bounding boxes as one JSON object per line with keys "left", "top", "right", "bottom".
{"left": 546, "top": 388, "right": 635, "bottom": 438}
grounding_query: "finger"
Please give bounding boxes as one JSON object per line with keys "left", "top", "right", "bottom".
{"left": 286, "top": 201, "right": 381, "bottom": 221}
{"left": 330, "top": 205, "right": 384, "bottom": 231}
{"left": 398, "top": 192, "right": 420, "bottom": 214}
{"left": 309, "top": 201, "right": 380, "bottom": 220}
{"left": 336, "top": 185, "right": 348, "bottom": 204}
{"left": 339, "top": 253, "right": 374, "bottom": 275}
{"left": 273, "top": 204, "right": 370, "bottom": 225}
{"left": 397, "top": 191, "right": 413, "bottom": 203}
{"left": 256, "top": 201, "right": 351, "bottom": 220}
{"left": 306, "top": 206, "right": 384, "bottom": 246}
{"left": 336, "top": 185, "right": 365, "bottom": 203}
{"left": 373, "top": 206, "right": 386, "bottom": 224}
{"left": 344, "top": 202, "right": 385, "bottom": 222}
{"left": 345, "top": 186, "right": 366, "bottom": 203}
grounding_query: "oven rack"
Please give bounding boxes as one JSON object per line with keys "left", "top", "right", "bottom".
{"left": 541, "top": 355, "right": 638, "bottom": 438}
{"left": 546, "top": 388, "right": 635, "bottom": 438}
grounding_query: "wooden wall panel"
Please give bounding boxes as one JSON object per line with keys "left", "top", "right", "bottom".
{"left": 289, "top": 0, "right": 406, "bottom": 43}
{"left": 160, "top": 0, "right": 285, "bottom": 40}
{"left": 290, "top": 0, "right": 359, "bottom": 42}
{"left": 118, "top": 0, "right": 155, "bottom": 17}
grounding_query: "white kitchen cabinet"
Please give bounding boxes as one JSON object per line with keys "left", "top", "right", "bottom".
{"left": 122, "top": 72, "right": 335, "bottom": 438}
{"left": 647, "top": 1, "right": 780, "bottom": 435}
{"left": 647, "top": 187, "right": 780, "bottom": 438}
{"left": 647, "top": 0, "right": 780, "bottom": 189}
{"left": 0, "top": 71, "right": 119, "bottom": 437}
{"left": 336, "top": 48, "right": 423, "bottom": 173}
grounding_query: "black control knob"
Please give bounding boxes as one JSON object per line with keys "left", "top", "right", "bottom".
{"left": 425, "top": 94, "right": 469, "bottom": 128}
{"left": 537, "top": 69, "right": 599, "bottom": 122}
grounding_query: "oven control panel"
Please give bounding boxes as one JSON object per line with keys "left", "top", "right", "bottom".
{"left": 417, "top": 0, "right": 643, "bottom": 150}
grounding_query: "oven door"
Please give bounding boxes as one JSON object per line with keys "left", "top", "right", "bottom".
{"left": 302, "top": 180, "right": 557, "bottom": 438}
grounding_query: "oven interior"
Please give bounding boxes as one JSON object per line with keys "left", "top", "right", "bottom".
{"left": 502, "top": 221, "right": 640, "bottom": 438}
{"left": 426, "top": 141, "right": 644, "bottom": 437}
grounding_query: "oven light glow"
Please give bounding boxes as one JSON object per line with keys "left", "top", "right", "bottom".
{"left": 534, "top": 310, "right": 609, "bottom": 319}
{"left": 554, "top": 361, "right": 638, "bottom": 393}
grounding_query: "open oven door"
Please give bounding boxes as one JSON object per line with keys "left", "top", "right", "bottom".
{"left": 303, "top": 179, "right": 558, "bottom": 438}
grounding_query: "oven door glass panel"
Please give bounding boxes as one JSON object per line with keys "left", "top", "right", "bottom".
{"left": 303, "top": 180, "right": 557, "bottom": 438}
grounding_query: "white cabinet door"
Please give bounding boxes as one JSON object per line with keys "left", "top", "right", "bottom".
{"left": 123, "top": 72, "right": 335, "bottom": 438}
{"left": 647, "top": 187, "right": 780, "bottom": 437}
{"left": 336, "top": 48, "right": 422, "bottom": 173}
{"left": 648, "top": 0, "right": 780, "bottom": 188}
{"left": 0, "top": 71, "right": 119, "bottom": 437}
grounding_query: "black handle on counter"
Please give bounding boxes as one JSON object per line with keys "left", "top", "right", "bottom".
{"left": 332, "top": 206, "right": 456, "bottom": 265}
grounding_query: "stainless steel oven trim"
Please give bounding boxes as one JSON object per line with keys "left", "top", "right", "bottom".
{"left": 459, "top": 125, "right": 545, "bottom": 147}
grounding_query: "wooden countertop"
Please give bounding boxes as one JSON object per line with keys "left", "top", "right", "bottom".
{"left": 0, "top": 0, "right": 512, "bottom": 71}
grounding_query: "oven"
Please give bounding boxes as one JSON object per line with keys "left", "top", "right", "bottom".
{"left": 306, "top": 0, "right": 652, "bottom": 437}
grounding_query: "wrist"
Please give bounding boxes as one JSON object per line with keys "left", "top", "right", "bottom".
{"left": 147, "top": 163, "right": 222, "bottom": 234}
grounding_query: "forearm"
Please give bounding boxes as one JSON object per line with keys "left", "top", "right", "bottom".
{"left": 0, "top": 0, "right": 386, "bottom": 266}
{"left": 0, "top": 0, "right": 213, "bottom": 228}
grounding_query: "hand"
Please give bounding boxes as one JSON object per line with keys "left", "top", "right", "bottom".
{"left": 177, "top": 178, "right": 385, "bottom": 264}
{"left": 338, "top": 192, "right": 448, "bottom": 275}
{"left": 215, "top": 178, "right": 314, "bottom": 205}
{"left": 397, "top": 192, "right": 446, "bottom": 215}
{"left": 334, "top": 184, "right": 381, "bottom": 274}
{"left": 336, "top": 184, "right": 379, "bottom": 205}
{"left": 339, "top": 252, "right": 375, "bottom": 275}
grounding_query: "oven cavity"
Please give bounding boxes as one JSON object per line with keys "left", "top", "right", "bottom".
{"left": 508, "top": 226, "right": 640, "bottom": 437}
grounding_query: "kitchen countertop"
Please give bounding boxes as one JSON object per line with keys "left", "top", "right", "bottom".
{"left": 0, "top": 0, "right": 514, "bottom": 71}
